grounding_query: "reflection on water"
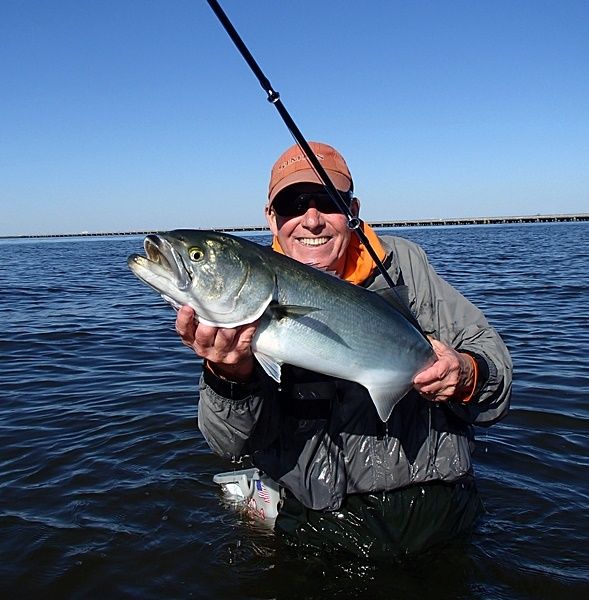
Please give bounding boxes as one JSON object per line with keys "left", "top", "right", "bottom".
{"left": 0, "top": 223, "right": 588, "bottom": 598}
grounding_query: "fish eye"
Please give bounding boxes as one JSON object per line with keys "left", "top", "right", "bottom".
{"left": 188, "top": 247, "right": 205, "bottom": 262}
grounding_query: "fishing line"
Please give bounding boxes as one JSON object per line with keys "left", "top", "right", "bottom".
{"left": 205, "top": 0, "right": 398, "bottom": 291}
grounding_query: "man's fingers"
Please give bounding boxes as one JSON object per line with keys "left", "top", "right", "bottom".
{"left": 176, "top": 306, "right": 195, "bottom": 329}
{"left": 237, "top": 323, "right": 258, "bottom": 346}
{"left": 176, "top": 306, "right": 196, "bottom": 342}
{"left": 175, "top": 307, "right": 259, "bottom": 368}
{"left": 414, "top": 360, "right": 446, "bottom": 385}
{"left": 193, "top": 323, "right": 223, "bottom": 351}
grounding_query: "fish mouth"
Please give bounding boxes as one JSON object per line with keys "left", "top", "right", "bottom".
{"left": 128, "top": 234, "right": 192, "bottom": 291}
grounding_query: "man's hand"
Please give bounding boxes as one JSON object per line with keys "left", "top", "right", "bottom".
{"left": 175, "top": 305, "right": 258, "bottom": 382}
{"left": 413, "top": 339, "right": 476, "bottom": 402}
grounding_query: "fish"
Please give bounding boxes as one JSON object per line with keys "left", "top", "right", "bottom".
{"left": 127, "top": 229, "right": 436, "bottom": 421}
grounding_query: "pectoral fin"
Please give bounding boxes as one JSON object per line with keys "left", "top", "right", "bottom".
{"left": 268, "top": 303, "right": 320, "bottom": 320}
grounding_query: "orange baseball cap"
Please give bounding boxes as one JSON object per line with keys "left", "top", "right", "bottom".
{"left": 267, "top": 141, "right": 353, "bottom": 205}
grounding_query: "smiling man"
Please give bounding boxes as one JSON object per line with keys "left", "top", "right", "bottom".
{"left": 176, "top": 141, "right": 512, "bottom": 557}
{"left": 266, "top": 143, "right": 357, "bottom": 275}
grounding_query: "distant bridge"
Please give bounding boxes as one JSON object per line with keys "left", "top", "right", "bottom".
{"left": 368, "top": 212, "right": 589, "bottom": 229}
{"left": 1, "top": 213, "right": 587, "bottom": 239}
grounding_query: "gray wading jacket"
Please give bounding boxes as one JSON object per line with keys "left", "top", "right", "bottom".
{"left": 197, "top": 235, "right": 512, "bottom": 511}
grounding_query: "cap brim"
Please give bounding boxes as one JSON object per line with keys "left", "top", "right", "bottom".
{"left": 268, "top": 169, "right": 352, "bottom": 204}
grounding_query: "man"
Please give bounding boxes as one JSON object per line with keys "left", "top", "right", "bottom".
{"left": 176, "top": 142, "right": 512, "bottom": 557}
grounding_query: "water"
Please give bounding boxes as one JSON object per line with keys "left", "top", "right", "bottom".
{"left": 1, "top": 223, "right": 587, "bottom": 599}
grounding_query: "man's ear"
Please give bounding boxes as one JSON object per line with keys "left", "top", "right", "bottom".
{"left": 350, "top": 197, "right": 361, "bottom": 217}
{"left": 265, "top": 204, "right": 279, "bottom": 235}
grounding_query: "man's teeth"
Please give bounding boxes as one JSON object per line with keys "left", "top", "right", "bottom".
{"left": 299, "top": 237, "right": 330, "bottom": 247}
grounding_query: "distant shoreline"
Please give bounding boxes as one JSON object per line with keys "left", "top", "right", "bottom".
{"left": 1, "top": 213, "right": 587, "bottom": 240}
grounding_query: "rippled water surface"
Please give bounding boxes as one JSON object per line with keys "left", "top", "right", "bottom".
{"left": 1, "top": 223, "right": 588, "bottom": 599}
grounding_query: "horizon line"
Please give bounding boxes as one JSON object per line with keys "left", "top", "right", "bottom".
{"left": 1, "top": 212, "right": 587, "bottom": 240}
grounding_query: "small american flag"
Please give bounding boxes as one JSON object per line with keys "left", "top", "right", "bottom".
{"left": 255, "top": 480, "right": 271, "bottom": 503}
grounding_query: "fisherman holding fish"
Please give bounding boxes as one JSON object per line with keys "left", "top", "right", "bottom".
{"left": 168, "top": 142, "right": 512, "bottom": 557}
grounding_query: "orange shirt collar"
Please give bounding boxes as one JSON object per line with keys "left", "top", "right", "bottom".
{"left": 271, "top": 222, "right": 387, "bottom": 285}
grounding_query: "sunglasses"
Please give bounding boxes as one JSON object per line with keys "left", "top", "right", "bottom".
{"left": 272, "top": 190, "right": 353, "bottom": 218}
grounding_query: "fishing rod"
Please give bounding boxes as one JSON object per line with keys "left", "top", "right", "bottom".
{"left": 205, "top": 0, "right": 398, "bottom": 291}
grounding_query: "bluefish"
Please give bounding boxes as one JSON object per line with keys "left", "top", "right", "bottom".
{"left": 127, "top": 229, "right": 435, "bottom": 421}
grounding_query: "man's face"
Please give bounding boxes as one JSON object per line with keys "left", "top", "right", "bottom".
{"left": 266, "top": 183, "right": 359, "bottom": 276}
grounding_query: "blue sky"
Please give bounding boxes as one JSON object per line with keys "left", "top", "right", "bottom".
{"left": 1, "top": 0, "right": 587, "bottom": 236}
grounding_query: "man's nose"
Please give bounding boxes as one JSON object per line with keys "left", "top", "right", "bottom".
{"left": 301, "top": 204, "right": 324, "bottom": 227}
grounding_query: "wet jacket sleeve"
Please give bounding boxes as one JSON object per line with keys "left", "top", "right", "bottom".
{"left": 387, "top": 237, "right": 512, "bottom": 426}
{"left": 197, "top": 365, "right": 280, "bottom": 460}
